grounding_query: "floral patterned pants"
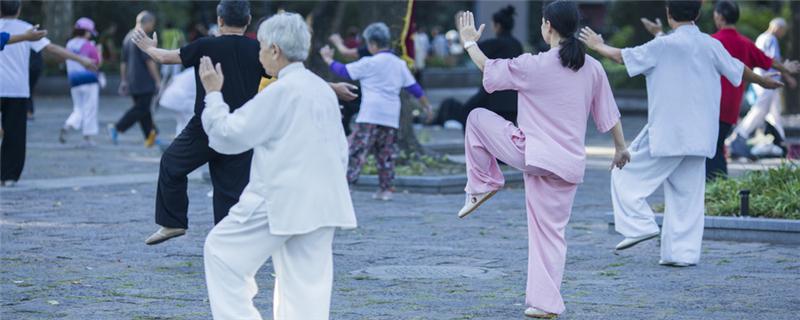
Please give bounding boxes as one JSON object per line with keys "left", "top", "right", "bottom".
{"left": 347, "top": 123, "right": 398, "bottom": 191}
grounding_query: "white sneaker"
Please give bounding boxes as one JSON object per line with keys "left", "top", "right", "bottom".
{"left": 457, "top": 190, "right": 497, "bottom": 218}
{"left": 145, "top": 227, "right": 187, "bottom": 245}
{"left": 659, "top": 260, "right": 695, "bottom": 267}
{"left": 372, "top": 190, "right": 393, "bottom": 201}
{"left": 1, "top": 180, "right": 17, "bottom": 187}
{"left": 615, "top": 231, "right": 660, "bottom": 250}
{"left": 524, "top": 307, "right": 557, "bottom": 318}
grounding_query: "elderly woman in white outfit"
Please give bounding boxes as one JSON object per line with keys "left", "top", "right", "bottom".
{"left": 197, "top": 12, "right": 357, "bottom": 320}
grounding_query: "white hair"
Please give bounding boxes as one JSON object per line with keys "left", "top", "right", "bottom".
{"left": 769, "top": 17, "right": 786, "bottom": 28}
{"left": 257, "top": 12, "right": 311, "bottom": 62}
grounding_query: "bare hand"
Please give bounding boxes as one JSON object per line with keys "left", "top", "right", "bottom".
{"left": 330, "top": 82, "right": 358, "bottom": 102}
{"left": 80, "top": 57, "right": 98, "bottom": 72}
{"left": 578, "top": 27, "right": 604, "bottom": 51}
{"left": 23, "top": 25, "right": 48, "bottom": 41}
{"left": 457, "top": 11, "right": 485, "bottom": 43}
{"left": 640, "top": 18, "right": 663, "bottom": 36}
{"left": 118, "top": 81, "right": 129, "bottom": 96}
{"left": 786, "top": 76, "right": 797, "bottom": 89}
{"left": 760, "top": 76, "right": 784, "bottom": 90}
{"left": 783, "top": 59, "right": 800, "bottom": 74}
{"left": 328, "top": 33, "right": 344, "bottom": 46}
{"left": 319, "top": 45, "right": 335, "bottom": 64}
{"left": 611, "top": 148, "right": 631, "bottom": 170}
{"left": 131, "top": 28, "right": 157, "bottom": 52}
{"left": 199, "top": 56, "right": 224, "bottom": 93}
{"left": 422, "top": 105, "right": 434, "bottom": 124}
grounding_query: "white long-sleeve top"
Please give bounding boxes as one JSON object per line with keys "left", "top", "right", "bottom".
{"left": 201, "top": 62, "right": 357, "bottom": 235}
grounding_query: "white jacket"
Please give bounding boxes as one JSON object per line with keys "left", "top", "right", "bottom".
{"left": 201, "top": 62, "right": 357, "bottom": 235}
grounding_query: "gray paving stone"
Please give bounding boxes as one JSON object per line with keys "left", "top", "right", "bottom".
{"left": 1, "top": 97, "right": 798, "bottom": 320}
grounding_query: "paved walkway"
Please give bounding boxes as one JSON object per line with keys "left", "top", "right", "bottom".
{"left": 1, "top": 97, "right": 798, "bottom": 319}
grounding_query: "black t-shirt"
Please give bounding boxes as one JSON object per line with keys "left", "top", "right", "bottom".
{"left": 122, "top": 31, "right": 157, "bottom": 95}
{"left": 179, "top": 35, "right": 265, "bottom": 116}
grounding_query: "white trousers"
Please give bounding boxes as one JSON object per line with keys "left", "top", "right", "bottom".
{"left": 64, "top": 83, "right": 100, "bottom": 136}
{"left": 736, "top": 87, "right": 784, "bottom": 139}
{"left": 611, "top": 129, "right": 706, "bottom": 264}
{"left": 204, "top": 211, "right": 335, "bottom": 320}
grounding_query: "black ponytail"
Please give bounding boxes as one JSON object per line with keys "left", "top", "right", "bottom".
{"left": 543, "top": 0, "right": 585, "bottom": 71}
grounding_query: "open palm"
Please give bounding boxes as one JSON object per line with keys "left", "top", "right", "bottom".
{"left": 457, "top": 11, "right": 484, "bottom": 43}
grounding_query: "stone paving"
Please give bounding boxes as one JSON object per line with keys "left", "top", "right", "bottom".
{"left": 1, "top": 97, "right": 799, "bottom": 319}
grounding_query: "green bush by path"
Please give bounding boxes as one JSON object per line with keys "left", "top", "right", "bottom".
{"left": 705, "top": 162, "right": 800, "bottom": 220}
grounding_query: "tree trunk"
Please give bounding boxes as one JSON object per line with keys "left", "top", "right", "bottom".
{"left": 786, "top": 0, "right": 800, "bottom": 114}
{"left": 43, "top": 0, "right": 73, "bottom": 46}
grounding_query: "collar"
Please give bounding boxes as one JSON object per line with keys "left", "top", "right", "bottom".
{"left": 673, "top": 23, "right": 699, "bottom": 34}
{"left": 278, "top": 62, "right": 304, "bottom": 78}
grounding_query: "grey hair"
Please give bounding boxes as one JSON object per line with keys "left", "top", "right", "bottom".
{"left": 363, "top": 22, "right": 391, "bottom": 49}
{"left": 257, "top": 12, "right": 311, "bottom": 62}
{"left": 769, "top": 17, "right": 787, "bottom": 28}
{"left": 136, "top": 11, "right": 155, "bottom": 25}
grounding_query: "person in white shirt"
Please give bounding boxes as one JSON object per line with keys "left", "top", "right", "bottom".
{"left": 158, "top": 67, "right": 196, "bottom": 137}
{"left": 579, "top": 0, "right": 782, "bottom": 267}
{"left": 0, "top": 0, "right": 97, "bottom": 187}
{"left": 729, "top": 18, "right": 796, "bottom": 158}
{"left": 198, "top": 12, "right": 357, "bottom": 320}
{"left": 320, "top": 22, "right": 433, "bottom": 201}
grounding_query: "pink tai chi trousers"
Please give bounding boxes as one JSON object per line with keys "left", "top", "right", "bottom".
{"left": 464, "top": 108, "right": 578, "bottom": 315}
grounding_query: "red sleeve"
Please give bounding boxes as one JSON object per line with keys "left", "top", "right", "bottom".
{"left": 749, "top": 40, "right": 773, "bottom": 70}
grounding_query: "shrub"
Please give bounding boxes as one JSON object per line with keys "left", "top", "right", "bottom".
{"left": 705, "top": 162, "right": 800, "bottom": 220}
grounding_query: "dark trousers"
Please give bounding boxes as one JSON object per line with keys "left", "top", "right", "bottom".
{"left": 706, "top": 121, "right": 733, "bottom": 181}
{"left": 116, "top": 93, "right": 157, "bottom": 138}
{"left": 155, "top": 117, "right": 253, "bottom": 228}
{"left": 1, "top": 98, "right": 28, "bottom": 181}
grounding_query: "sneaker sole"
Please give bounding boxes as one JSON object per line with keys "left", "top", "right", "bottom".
{"left": 458, "top": 190, "right": 498, "bottom": 219}
{"left": 145, "top": 231, "right": 186, "bottom": 246}
{"left": 525, "top": 313, "right": 558, "bottom": 319}
{"left": 615, "top": 232, "right": 659, "bottom": 251}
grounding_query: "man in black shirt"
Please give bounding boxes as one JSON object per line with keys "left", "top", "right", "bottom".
{"left": 134, "top": 0, "right": 260, "bottom": 245}
{"left": 135, "top": 0, "right": 357, "bottom": 245}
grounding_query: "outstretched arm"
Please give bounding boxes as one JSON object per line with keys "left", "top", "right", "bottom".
{"left": 457, "top": 11, "right": 488, "bottom": 71}
{"left": 5, "top": 26, "right": 48, "bottom": 46}
{"left": 743, "top": 66, "right": 783, "bottom": 89}
{"left": 328, "top": 33, "right": 359, "bottom": 59}
{"left": 579, "top": 27, "right": 623, "bottom": 64}
{"left": 131, "top": 29, "right": 182, "bottom": 65}
{"left": 43, "top": 43, "right": 97, "bottom": 71}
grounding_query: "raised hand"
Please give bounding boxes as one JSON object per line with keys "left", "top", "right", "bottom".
{"left": 23, "top": 25, "right": 48, "bottom": 41}
{"left": 611, "top": 148, "right": 631, "bottom": 170}
{"left": 131, "top": 28, "right": 157, "bottom": 52}
{"left": 319, "top": 45, "right": 335, "bottom": 64}
{"left": 640, "top": 17, "right": 663, "bottom": 36}
{"left": 199, "top": 56, "right": 224, "bottom": 93}
{"left": 578, "top": 27, "right": 604, "bottom": 51}
{"left": 457, "top": 11, "right": 484, "bottom": 43}
{"left": 783, "top": 60, "right": 800, "bottom": 74}
{"left": 328, "top": 33, "right": 344, "bottom": 46}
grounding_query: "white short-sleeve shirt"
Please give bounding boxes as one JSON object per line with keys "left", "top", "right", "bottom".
{"left": 346, "top": 52, "right": 417, "bottom": 129}
{"left": 621, "top": 24, "right": 744, "bottom": 158}
{"left": 0, "top": 18, "right": 51, "bottom": 98}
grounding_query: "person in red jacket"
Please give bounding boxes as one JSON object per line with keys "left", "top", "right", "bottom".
{"left": 644, "top": 0, "right": 800, "bottom": 179}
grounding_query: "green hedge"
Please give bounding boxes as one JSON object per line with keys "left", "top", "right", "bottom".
{"left": 705, "top": 163, "right": 800, "bottom": 220}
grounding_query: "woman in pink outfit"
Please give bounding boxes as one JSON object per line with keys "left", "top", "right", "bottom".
{"left": 456, "top": 1, "right": 630, "bottom": 318}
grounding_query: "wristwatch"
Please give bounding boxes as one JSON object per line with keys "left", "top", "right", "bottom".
{"left": 463, "top": 41, "right": 477, "bottom": 50}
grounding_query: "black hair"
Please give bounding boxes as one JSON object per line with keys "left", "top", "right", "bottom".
{"left": 492, "top": 5, "right": 516, "bottom": 33}
{"left": 0, "top": 0, "right": 21, "bottom": 17}
{"left": 217, "top": 0, "right": 251, "bottom": 28}
{"left": 543, "top": 0, "right": 585, "bottom": 71}
{"left": 72, "top": 28, "right": 90, "bottom": 38}
{"left": 714, "top": 0, "right": 739, "bottom": 25}
{"left": 667, "top": 0, "right": 701, "bottom": 22}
